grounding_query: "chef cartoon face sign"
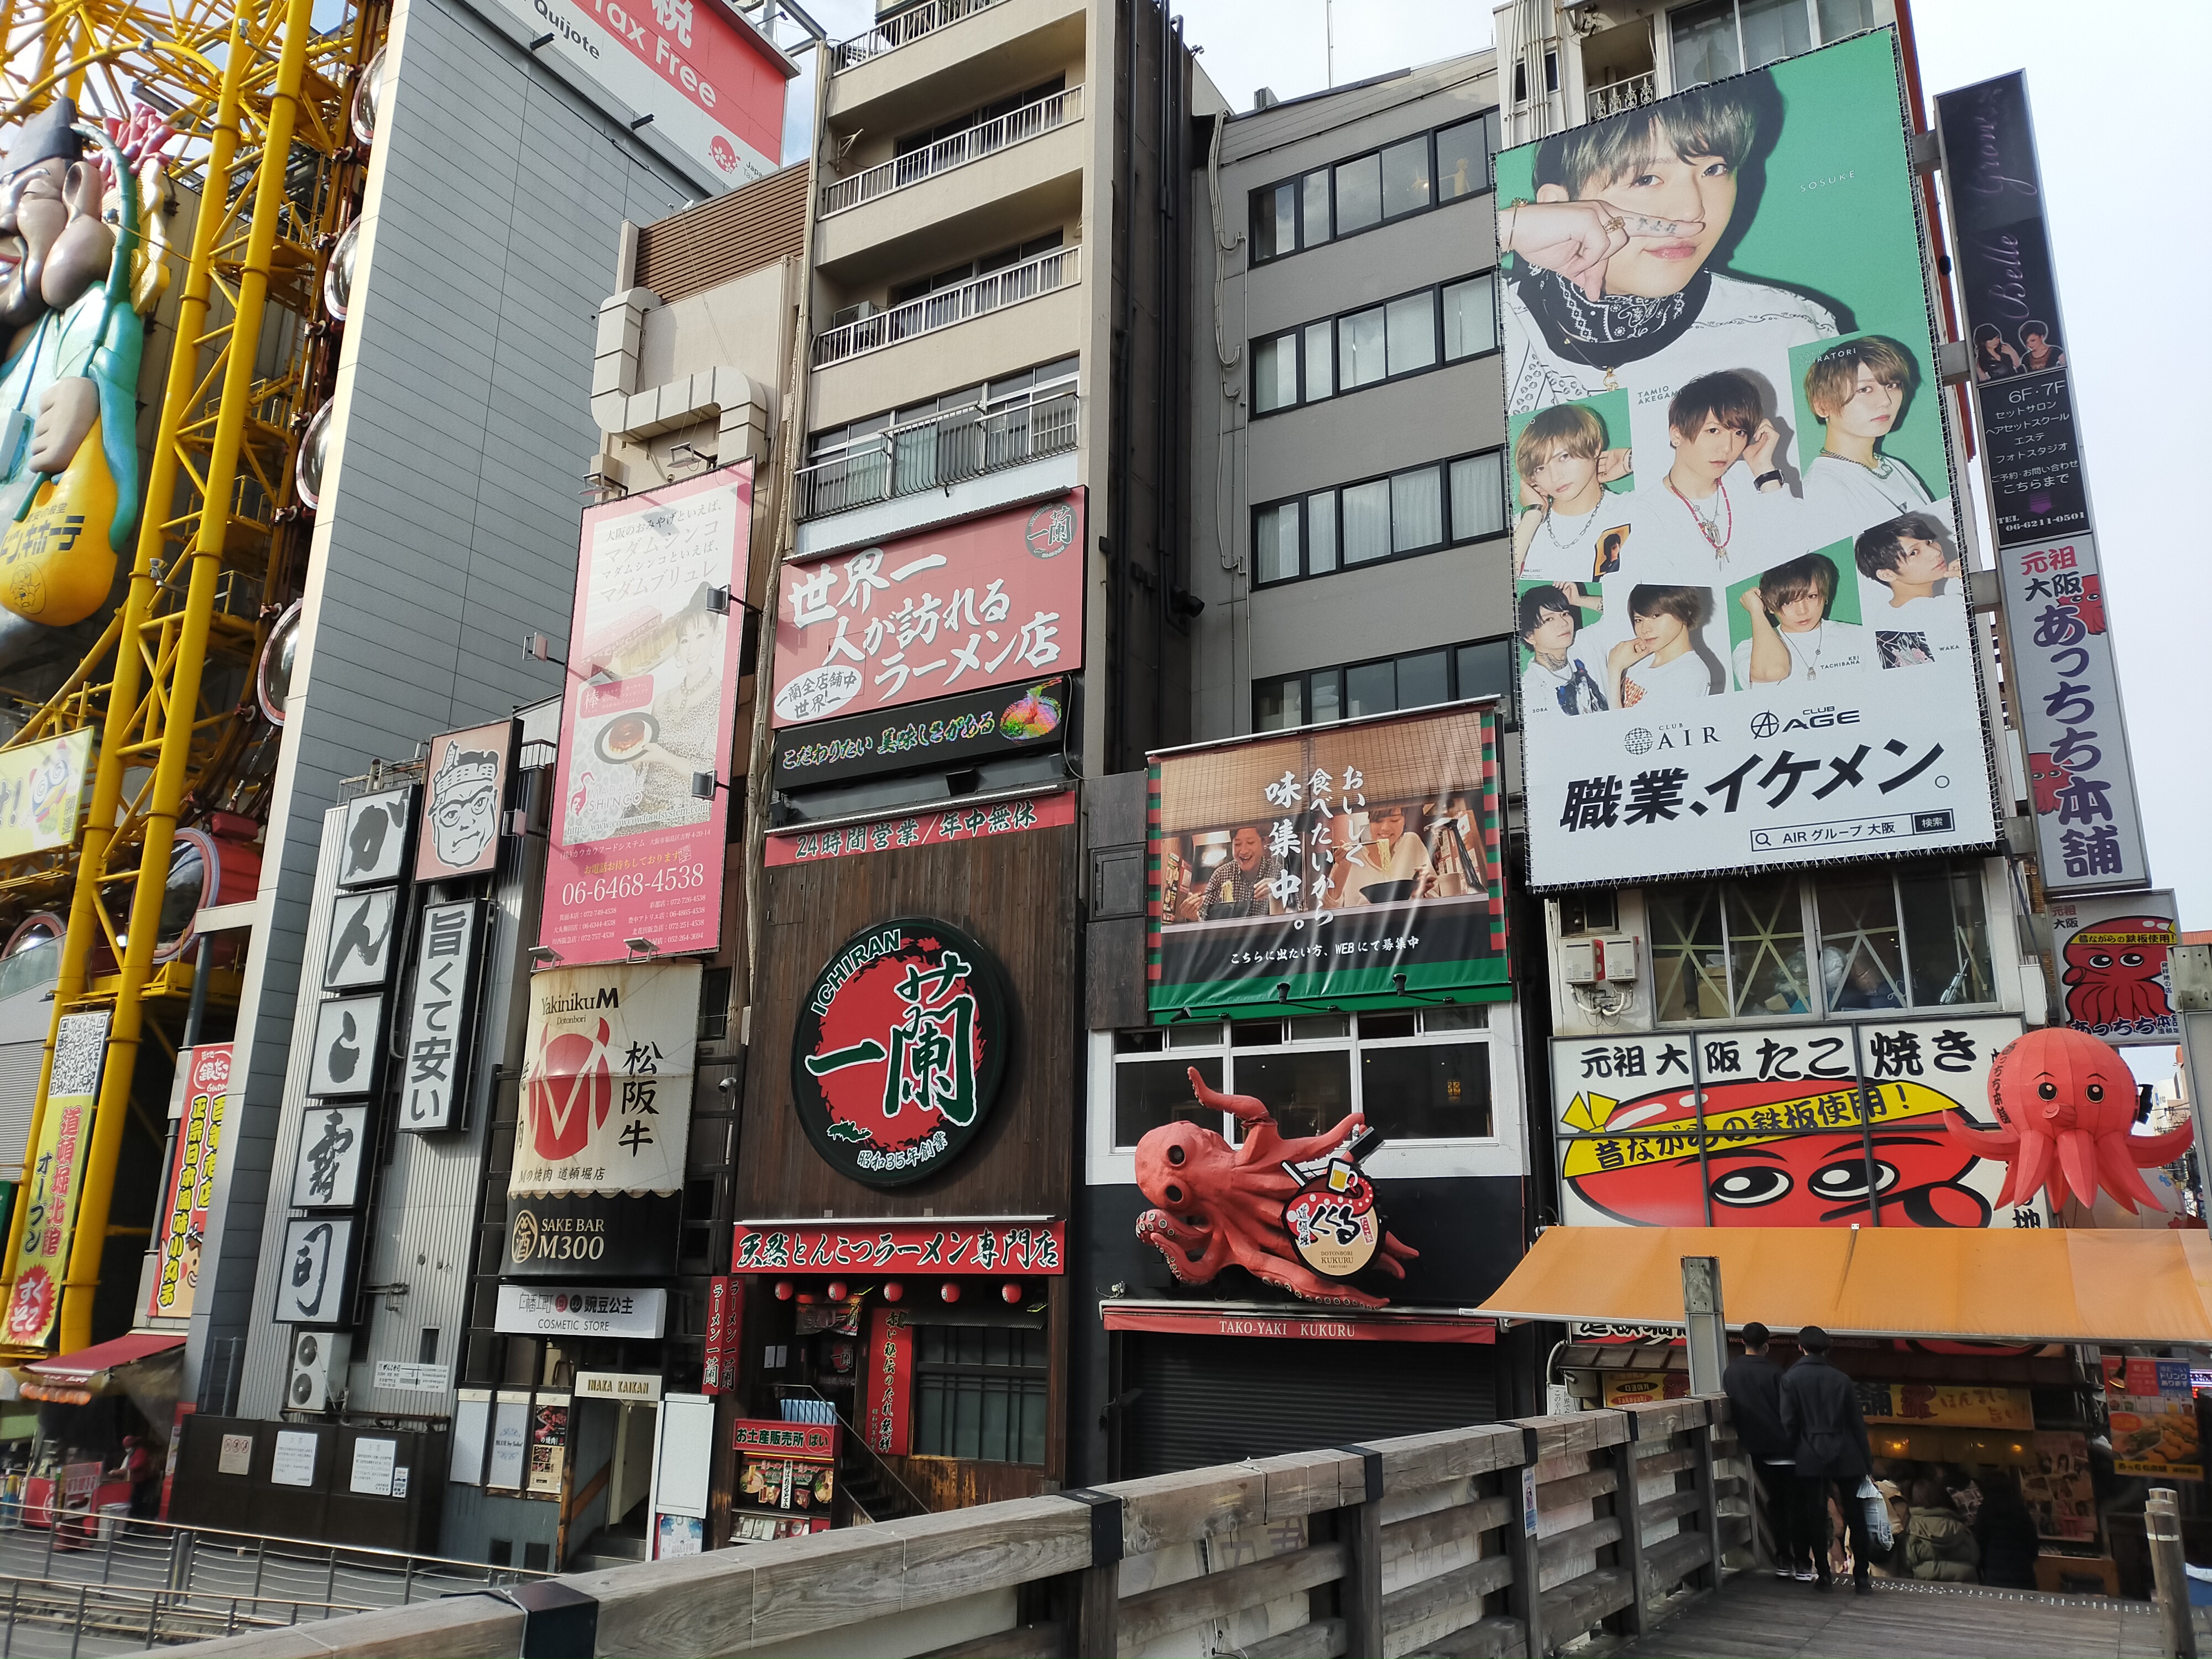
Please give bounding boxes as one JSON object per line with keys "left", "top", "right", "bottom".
{"left": 1561, "top": 1074, "right": 2005, "bottom": 1229}
{"left": 423, "top": 742, "right": 503, "bottom": 875}
{"left": 790, "top": 919, "right": 1011, "bottom": 1188}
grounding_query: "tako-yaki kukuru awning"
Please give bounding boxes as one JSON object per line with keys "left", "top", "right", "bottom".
{"left": 1477, "top": 1227, "right": 2212, "bottom": 1346}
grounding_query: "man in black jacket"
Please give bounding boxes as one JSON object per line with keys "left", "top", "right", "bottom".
{"left": 1723, "top": 1322, "right": 1807, "bottom": 1579}
{"left": 1780, "top": 1325, "right": 1875, "bottom": 1591}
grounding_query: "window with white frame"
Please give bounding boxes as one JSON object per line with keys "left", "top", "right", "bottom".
{"left": 1641, "top": 860, "right": 1994, "bottom": 1025}
{"left": 1109, "top": 1008, "right": 1496, "bottom": 1149}
{"left": 1250, "top": 273, "right": 1497, "bottom": 416}
{"left": 1666, "top": 0, "right": 1879, "bottom": 88}
{"left": 1251, "top": 110, "right": 1502, "bottom": 264}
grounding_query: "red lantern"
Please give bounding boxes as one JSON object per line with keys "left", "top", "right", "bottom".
{"left": 827, "top": 1280, "right": 849, "bottom": 1302}
{"left": 1000, "top": 1281, "right": 1022, "bottom": 1305}
{"left": 773, "top": 1281, "right": 794, "bottom": 1301}
{"left": 883, "top": 1281, "right": 905, "bottom": 1303}
{"left": 940, "top": 1281, "right": 961, "bottom": 1304}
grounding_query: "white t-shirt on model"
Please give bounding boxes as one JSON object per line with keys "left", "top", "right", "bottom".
{"left": 1615, "top": 469, "right": 1804, "bottom": 589}
{"left": 1865, "top": 588, "right": 1973, "bottom": 672}
{"left": 1730, "top": 618, "right": 1868, "bottom": 688}
{"left": 1517, "top": 494, "right": 1635, "bottom": 585}
{"left": 1521, "top": 651, "right": 1610, "bottom": 717}
{"left": 1804, "top": 452, "right": 1934, "bottom": 549}
{"left": 1619, "top": 648, "right": 1715, "bottom": 709}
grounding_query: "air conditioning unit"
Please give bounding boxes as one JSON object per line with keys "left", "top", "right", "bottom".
{"left": 286, "top": 1329, "right": 352, "bottom": 1412}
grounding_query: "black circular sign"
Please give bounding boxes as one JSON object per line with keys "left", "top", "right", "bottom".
{"left": 790, "top": 917, "right": 1011, "bottom": 1188}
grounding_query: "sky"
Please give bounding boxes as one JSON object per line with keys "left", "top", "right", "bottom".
{"left": 772, "top": 0, "right": 2212, "bottom": 980}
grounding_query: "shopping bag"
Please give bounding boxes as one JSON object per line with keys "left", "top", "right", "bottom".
{"left": 1858, "top": 1475, "right": 1894, "bottom": 1553}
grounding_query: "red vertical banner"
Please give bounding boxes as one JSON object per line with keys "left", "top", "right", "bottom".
{"left": 863, "top": 1308, "right": 912, "bottom": 1457}
{"left": 703, "top": 1278, "right": 730, "bottom": 1395}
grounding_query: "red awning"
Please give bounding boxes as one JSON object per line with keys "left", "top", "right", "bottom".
{"left": 26, "top": 1332, "right": 184, "bottom": 1384}
{"left": 1102, "top": 1302, "right": 1496, "bottom": 1344}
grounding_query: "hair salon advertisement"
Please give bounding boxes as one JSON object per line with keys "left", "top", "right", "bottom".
{"left": 1498, "top": 30, "right": 1998, "bottom": 889}
{"left": 1146, "top": 702, "right": 1507, "bottom": 1021}
{"left": 542, "top": 466, "right": 750, "bottom": 967}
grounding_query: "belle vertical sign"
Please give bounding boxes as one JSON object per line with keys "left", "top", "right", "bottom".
{"left": 1936, "top": 73, "right": 2150, "bottom": 893}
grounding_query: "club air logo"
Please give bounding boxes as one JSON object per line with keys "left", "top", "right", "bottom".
{"left": 1750, "top": 708, "right": 1864, "bottom": 739}
{"left": 1624, "top": 728, "right": 1653, "bottom": 755}
{"left": 1623, "top": 722, "right": 1721, "bottom": 754}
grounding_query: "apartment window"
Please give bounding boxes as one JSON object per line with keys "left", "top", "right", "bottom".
{"left": 1113, "top": 1010, "right": 1494, "bottom": 1145}
{"left": 1249, "top": 110, "right": 1500, "bottom": 264}
{"left": 1668, "top": 0, "right": 1874, "bottom": 87}
{"left": 1251, "top": 446, "right": 1505, "bottom": 585}
{"left": 1254, "top": 638, "right": 1514, "bottom": 733}
{"left": 894, "top": 77, "right": 1066, "bottom": 159}
{"left": 1257, "top": 272, "right": 1496, "bottom": 414}
{"left": 911, "top": 1325, "right": 1047, "bottom": 1465}
{"left": 891, "top": 231, "right": 1063, "bottom": 304}
{"left": 1644, "top": 862, "right": 1995, "bottom": 1024}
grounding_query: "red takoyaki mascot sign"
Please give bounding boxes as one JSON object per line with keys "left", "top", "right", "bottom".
{"left": 1134, "top": 1068, "right": 1417, "bottom": 1307}
{"left": 791, "top": 918, "right": 1011, "bottom": 1188}
{"left": 1948, "top": 1025, "right": 2190, "bottom": 1213}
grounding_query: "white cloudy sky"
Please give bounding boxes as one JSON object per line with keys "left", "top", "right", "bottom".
{"left": 775, "top": 0, "right": 2212, "bottom": 951}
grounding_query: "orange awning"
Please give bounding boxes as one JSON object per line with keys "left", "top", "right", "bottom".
{"left": 1476, "top": 1227, "right": 2212, "bottom": 1346}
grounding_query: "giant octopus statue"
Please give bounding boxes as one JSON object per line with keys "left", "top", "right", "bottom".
{"left": 1133, "top": 1067, "right": 1417, "bottom": 1308}
{"left": 1947, "top": 1025, "right": 2191, "bottom": 1214}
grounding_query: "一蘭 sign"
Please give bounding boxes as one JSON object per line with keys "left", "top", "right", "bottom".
{"left": 789, "top": 919, "right": 1011, "bottom": 1187}
{"left": 1498, "top": 31, "right": 1999, "bottom": 886}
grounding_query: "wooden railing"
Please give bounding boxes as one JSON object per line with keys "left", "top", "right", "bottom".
{"left": 170, "top": 1396, "right": 1746, "bottom": 1657}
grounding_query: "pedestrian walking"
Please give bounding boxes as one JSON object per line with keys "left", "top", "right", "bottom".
{"left": 1722, "top": 1322, "right": 1808, "bottom": 1579}
{"left": 1778, "top": 1325, "right": 1875, "bottom": 1592}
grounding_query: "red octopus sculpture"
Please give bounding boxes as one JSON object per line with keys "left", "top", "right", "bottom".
{"left": 1133, "top": 1067, "right": 1418, "bottom": 1308}
{"left": 1947, "top": 1026, "right": 2190, "bottom": 1214}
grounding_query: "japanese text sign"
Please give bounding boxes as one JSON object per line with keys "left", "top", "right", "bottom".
{"left": 280, "top": 1214, "right": 357, "bottom": 1326}
{"left": 764, "top": 790, "right": 1074, "bottom": 867}
{"left": 544, "top": 467, "right": 751, "bottom": 966}
{"left": 1550, "top": 1016, "right": 2034, "bottom": 1230}
{"left": 512, "top": 961, "right": 699, "bottom": 1198}
{"left": 494, "top": 1284, "right": 667, "bottom": 1338}
{"left": 2001, "top": 535, "right": 2149, "bottom": 892}
{"left": 864, "top": 1308, "right": 911, "bottom": 1455}
{"left": 789, "top": 919, "right": 1011, "bottom": 1187}
{"left": 416, "top": 721, "right": 513, "bottom": 882}
{"left": 2049, "top": 890, "right": 2177, "bottom": 1046}
{"left": 770, "top": 492, "right": 1084, "bottom": 728}
{"left": 1148, "top": 701, "right": 1507, "bottom": 1019}
{"left": 290, "top": 1104, "right": 369, "bottom": 1209}
{"left": 458, "top": 0, "right": 791, "bottom": 188}
{"left": 771, "top": 678, "right": 1067, "bottom": 791}
{"left": 732, "top": 1218, "right": 1065, "bottom": 1275}
{"left": 0, "top": 729, "right": 92, "bottom": 859}
{"left": 402, "top": 899, "right": 483, "bottom": 1130}
{"left": 6, "top": 1008, "right": 107, "bottom": 1345}
{"left": 1497, "top": 32, "right": 1999, "bottom": 886}
{"left": 148, "top": 1044, "right": 228, "bottom": 1322}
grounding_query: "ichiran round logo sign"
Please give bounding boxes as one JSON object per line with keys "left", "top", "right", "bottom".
{"left": 791, "top": 918, "right": 1011, "bottom": 1187}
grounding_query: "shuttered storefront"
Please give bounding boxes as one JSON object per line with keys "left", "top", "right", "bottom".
{"left": 1120, "top": 1333, "right": 1498, "bottom": 1479}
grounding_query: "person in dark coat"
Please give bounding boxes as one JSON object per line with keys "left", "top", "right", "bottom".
{"left": 1778, "top": 1325, "right": 1874, "bottom": 1590}
{"left": 1972, "top": 1468, "right": 2041, "bottom": 1589}
{"left": 1723, "top": 1322, "right": 1807, "bottom": 1578}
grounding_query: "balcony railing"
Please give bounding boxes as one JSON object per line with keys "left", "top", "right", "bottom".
{"left": 812, "top": 244, "right": 1080, "bottom": 369}
{"left": 1587, "top": 71, "right": 1657, "bottom": 122}
{"left": 830, "top": 0, "right": 1011, "bottom": 72}
{"left": 794, "top": 385, "right": 1078, "bottom": 521}
{"left": 822, "top": 86, "right": 1083, "bottom": 217}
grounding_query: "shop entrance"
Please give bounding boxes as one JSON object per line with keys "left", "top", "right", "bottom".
{"left": 567, "top": 1396, "right": 659, "bottom": 1569}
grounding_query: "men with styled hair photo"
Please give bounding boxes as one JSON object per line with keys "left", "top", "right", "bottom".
{"left": 1609, "top": 583, "right": 1715, "bottom": 709}
{"left": 1803, "top": 336, "right": 1933, "bottom": 529}
{"left": 1621, "top": 369, "right": 1789, "bottom": 583}
{"left": 1854, "top": 512, "right": 1965, "bottom": 672}
{"left": 1517, "top": 582, "right": 1609, "bottom": 717}
{"left": 1734, "top": 552, "right": 1865, "bottom": 687}
{"left": 1498, "top": 74, "right": 1837, "bottom": 419}
{"left": 1512, "top": 403, "right": 1629, "bottom": 582}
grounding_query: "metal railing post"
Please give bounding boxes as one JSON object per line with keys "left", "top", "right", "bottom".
{"left": 403, "top": 1551, "right": 414, "bottom": 1605}
{"left": 325, "top": 1545, "right": 338, "bottom": 1613}
{"left": 100, "top": 1515, "right": 114, "bottom": 1584}
{"left": 68, "top": 1584, "right": 84, "bottom": 1658}
{"left": 4, "top": 1576, "right": 18, "bottom": 1657}
{"left": 40, "top": 1513, "right": 54, "bottom": 1579}
{"left": 144, "top": 1587, "right": 160, "bottom": 1648}
{"left": 250, "top": 1535, "right": 265, "bottom": 1612}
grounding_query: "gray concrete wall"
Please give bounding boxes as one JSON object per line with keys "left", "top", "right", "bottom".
{"left": 187, "top": 0, "right": 696, "bottom": 1404}
{"left": 1187, "top": 54, "right": 1506, "bottom": 744}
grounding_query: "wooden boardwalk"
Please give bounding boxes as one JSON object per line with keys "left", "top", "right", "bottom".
{"left": 1624, "top": 1574, "right": 2166, "bottom": 1658}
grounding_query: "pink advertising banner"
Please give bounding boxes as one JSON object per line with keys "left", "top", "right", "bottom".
{"left": 769, "top": 491, "right": 1084, "bottom": 728}
{"left": 542, "top": 466, "right": 752, "bottom": 966}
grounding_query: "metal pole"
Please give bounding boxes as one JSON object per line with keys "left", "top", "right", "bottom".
{"left": 1683, "top": 1255, "right": 1726, "bottom": 1397}
{"left": 4, "top": 1576, "right": 17, "bottom": 1657}
{"left": 68, "top": 1584, "right": 83, "bottom": 1658}
{"left": 144, "top": 1588, "right": 159, "bottom": 1648}
{"left": 2151, "top": 1487, "right": 2198, "bottom": 1659}
{"left": 250, "top": 1535, "right": 264, "bottom": 1611}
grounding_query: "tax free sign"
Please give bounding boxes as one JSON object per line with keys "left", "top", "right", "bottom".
{"left": 469, "top": 0, "right": 793, "bottom": 188}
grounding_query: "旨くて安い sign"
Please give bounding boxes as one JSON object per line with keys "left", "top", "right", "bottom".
{"left": 790, "top": 919, "right": 1011, "bottom": 1187}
